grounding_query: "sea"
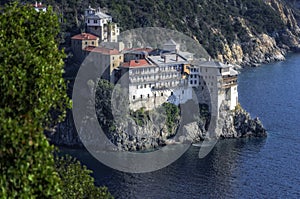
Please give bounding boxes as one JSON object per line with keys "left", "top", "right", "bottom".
{"left": 62, "top": 53, "right": 300, "bottom": 198}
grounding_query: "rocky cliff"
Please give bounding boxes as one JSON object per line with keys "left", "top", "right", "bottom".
{"left": 47, "top": 102, "right": 266, "bottom": 150}
{"left": 216, "top": 0, "right": 300, "bottom": 66}
{"left": 3, "top": 0, "right": 298, "bottom": 67}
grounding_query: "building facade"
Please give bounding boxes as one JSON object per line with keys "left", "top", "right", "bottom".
{"left": 71, "top": 33, "right": 99, "bottom": 60}
{"left": 117, "top": 41, "right": 238, "bottom": 112}
{"left": 84, "top": 6, "right": 119, "bottom": 42}
{"left": 83, "top": 46, "right": 123, "bottom": 81}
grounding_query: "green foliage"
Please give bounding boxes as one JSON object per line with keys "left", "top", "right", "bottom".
{"left": 130, "top": 107, "right": 150, "bottom": 126}
{"left": 129, "top": 103, "right": 180, "bottom": 135}
{"left": 234, "top": 103, "right": 242, "bottom": 112}
{"left": 1, "top": 0, "right": 289, "bottom": 58}
{"left": 0, "top": 2, "right": 70, "bottom": 198}
{"left": 55, "top": 155, "right": 114, "bottom": 199}
{"left": 198, "top": 103, "right": 210, "bottom": 130}
{"left": 95, "top": 79, "right": 116, "bottom": 134}
{"left": 162, "top": 102, "right": 180, "bottom": 135}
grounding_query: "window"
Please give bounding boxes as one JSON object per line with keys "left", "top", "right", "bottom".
{"left": 140, "top": 95, "right": 143, "bottom": 99}
{"left": 119, "top": 56, "right": 122, "bottom": 59}
{"left": 92, "top": 41, "right": 94, "bottom": 45}
{"left": 88, "top": 19, "right": 90, "bottom": 23}
{"left": 94, "top": 20, "right": 97, "bottom": 23}
{"left": 206, "top": 68, "right": 208, "bottom": 72}
{"left": 190, "top": 80, "right": 193, "bottom": 84}
{"left": 194, "top": 80, "right": 197, "bottom": 84}
{"left": 144, "top": 84, "right": 146, "bottom": 88}
{"left": 85, "top": 41, "right": 88, "bottom": 45}
{"left": 211, "top": 82, "right": 213, "bottom": 86}
{"left": 161, "top": 93, "right": 163, "bottom": 96}
{"left": 171, "top": 92, "right": 173, "bottom": 95}
{"left": 136, "top": 85, "right": 139, "bottom": 89}
{"left": 191, "top": 74, "right": 193, "bottom": 78}
{"left": 112, "top": 57, "right": 114, "bottom": 60}
{"left": 133, "top": 95, "right": 135, "bottom": 100}
{"left": 147, "top": 94, "right": 150, "bottom": 98}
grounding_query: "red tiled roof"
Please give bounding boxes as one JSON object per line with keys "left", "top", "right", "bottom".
{"left": 122, "top": 59, "right": 152, "bottom": 68}
{"left": 71, "top": 33, "right": 99, "bottom": 40}
{"left": 32, "top": 2, "right": 46, "bottom": 8}
{"left": 84, "top": 46, "right": 120, "bottom": 55}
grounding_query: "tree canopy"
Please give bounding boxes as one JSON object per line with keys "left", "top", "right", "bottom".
{"left": 0, "top": 2, "right": 70, "bottom": 197}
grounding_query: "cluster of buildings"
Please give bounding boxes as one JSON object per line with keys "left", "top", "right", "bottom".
{"left": 71, "top": 6, "right": 239, "bottom": 114}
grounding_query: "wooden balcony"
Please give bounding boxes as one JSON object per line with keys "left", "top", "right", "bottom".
{"left": 222, "top": 75, "right": 237, "bottom": 88}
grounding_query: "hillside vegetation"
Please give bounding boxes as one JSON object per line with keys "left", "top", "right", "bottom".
{"left": 2, "top": 0, "right": 299, "bottom": 64}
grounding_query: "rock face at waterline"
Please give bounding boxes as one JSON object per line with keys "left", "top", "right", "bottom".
{"left": 46, "top": 103, "right": 266, "bottom": 151}
{"left": 218, "top": 104, "right": 267, "bottom": 139}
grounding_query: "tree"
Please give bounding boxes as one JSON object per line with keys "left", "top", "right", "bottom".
{"left": 0, "top": 2, "right": 70, "bottom": 198}
{"left": 55, "top": 155, "right": 113, "bottom": 199}
{"left": 0, "top": 2, "right": 114, "bottom": 198}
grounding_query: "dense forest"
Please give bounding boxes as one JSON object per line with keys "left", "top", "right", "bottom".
{"left": 2, "top": 0, "right": 298, "bottom": 61}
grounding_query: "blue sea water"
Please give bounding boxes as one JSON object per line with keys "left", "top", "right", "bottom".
{"left": 63, "top": 54, "right": 300, "bottom": 198}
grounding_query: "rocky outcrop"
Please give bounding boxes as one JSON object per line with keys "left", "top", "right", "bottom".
{"left": 218, "top": 103, "right": 267, "bottom": 138}
{"left": 45, "top": 111, "right": 82, "bottom": 147}
{"left": 216, "top": 0, "right": 300, "bottom": 66}
{"left": 47, "top": 102, "right": 266, "bottom": 150}
{"left": 217, "top": 32, "right": 287, "bottom": 67}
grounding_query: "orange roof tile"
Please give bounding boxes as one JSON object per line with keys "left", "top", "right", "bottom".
{"left": 122, "top": 59, "right": 153, "bottom": 68}
{"left": 71, "top": 33, "right": 99, "bottom": 40}
{"left": 84, "top": 46, "right": 120, "bottom": 55}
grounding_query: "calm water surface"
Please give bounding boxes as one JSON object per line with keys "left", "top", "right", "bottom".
{"left": 64, "top": 54, "right": 300, "bottom": 198}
